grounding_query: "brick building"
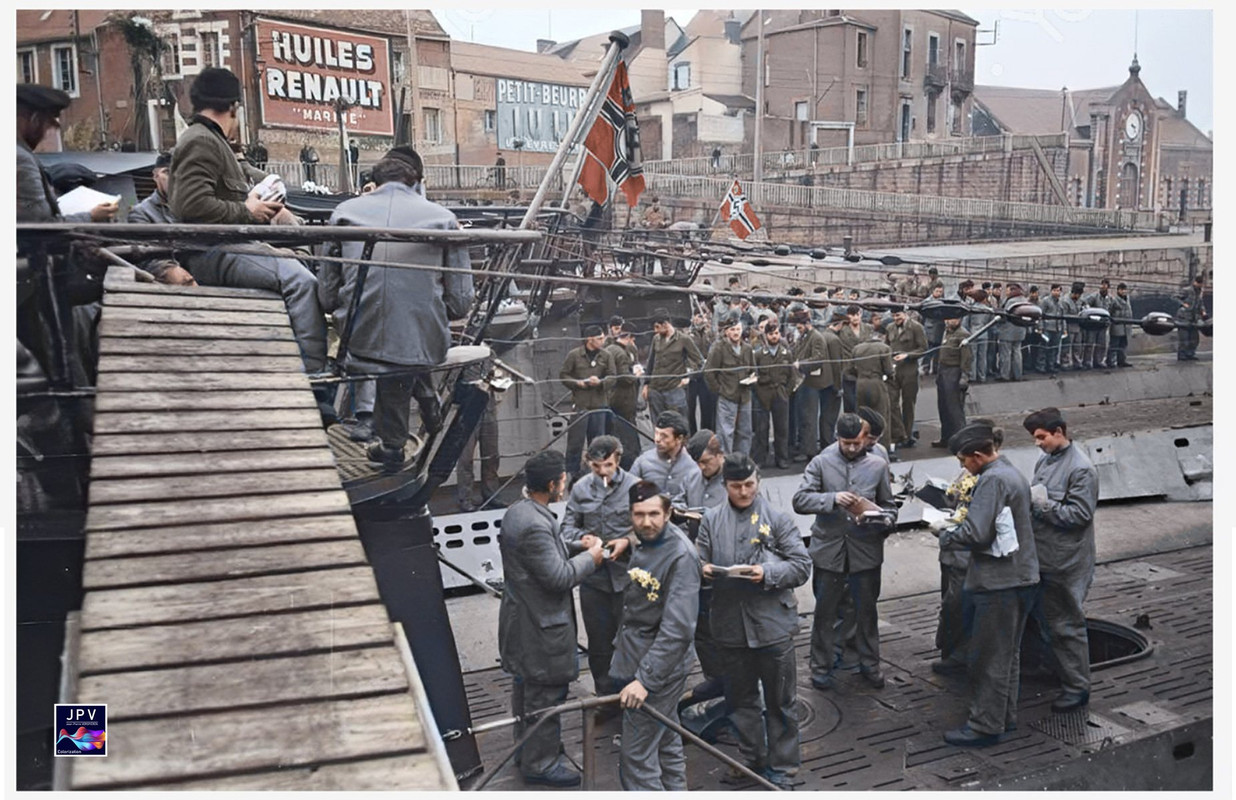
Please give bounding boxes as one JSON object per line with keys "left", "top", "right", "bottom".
{"left": 449, "top": 41, "right": 591, "bottom": 167}
{"left": 740, "top": 9, "right": 978, "bottom": 150}
{"left": 17, "top": 9, "right": 452, "bottom": 167}
{"left": 973, "top": 58, "right": 1213, "bottom": 214}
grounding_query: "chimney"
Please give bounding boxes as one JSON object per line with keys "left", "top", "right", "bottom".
{"left": 642, "top": 10, "right": 665, "bottom": 51}
{"left": 1177, "top": 90, "right": 1188, "bottom": 119}
{"left": 536, "top": 38, "right": 556, "bottom": 54}
{"left": 724, "top": 15, "right": 742, "bottom": 44}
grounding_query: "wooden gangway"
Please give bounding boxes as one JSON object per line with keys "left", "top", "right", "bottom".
{"left": 55, "top": 267, "right": 455, "bottom": 790}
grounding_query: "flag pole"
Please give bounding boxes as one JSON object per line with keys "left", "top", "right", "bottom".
{"left": 519, "top": 32, "right": 629, "bottom": 229}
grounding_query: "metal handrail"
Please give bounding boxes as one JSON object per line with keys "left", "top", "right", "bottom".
{"left": 467, "top": 693, "right": 783, "bottom": 791}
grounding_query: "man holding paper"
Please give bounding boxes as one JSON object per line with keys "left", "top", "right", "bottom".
{"left": 792, "top": 413, "right": 896, "bottom": 692}
{"left": 931, "top": 422, "right": 1040, "bottom": 747}
{"left": 17, "top": 85, "right": 117, "bottom": 223}
{"left": 697, "top": 453, "right": 810, "bottom": 789}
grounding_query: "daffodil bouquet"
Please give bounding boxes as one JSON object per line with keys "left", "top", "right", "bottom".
{"left": 628, "top": 567, "right": 662, "bottom": 602}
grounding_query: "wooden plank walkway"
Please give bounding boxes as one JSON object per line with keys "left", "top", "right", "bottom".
{"left": 58, "top": 267, "right": 456, "bottom": 791}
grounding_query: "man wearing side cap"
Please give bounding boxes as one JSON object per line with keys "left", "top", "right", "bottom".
{"left": 17, "top": 84, "right": 118, "bottom": 224}
{"left": 930, "top": 422, "right": 1039, "bottom": 747}
{"left": 562, "top": 436, "right": 640, "bottom": 699}
{"left": 605, "top": 324, "right": 643, "bottom": 468}
{"left": 559, "top": 325, "right": 616, "bottom": 478}
{"left": 610, "top": 480, "right": 701, "bottom": 790}
{"left": 498, "top": 450, "right": 604, "bottom": 786}
{"left": 932, "top": 308, "right": 971, "bottom": 448}
{"left": 793, "top": 413, "right": 896, "bottom": 692}
{"left": 791, "top": 309, "right": 843, "bottom": 461}
{"left": 886, "top": 306, "right": 927, "bottom": 447}
{"left": 322, "top": 145, "right": 474, "bottom": 470}
{"left": 644, "top": 308, "right": 703, "bottom": 423}
{"left": 705, "top": 312, "right": 755, "bottom": 455}
{"left": 752, "top": 322, "right": 795, "bottom": 469}
{"left": 851, "top": 331, "right": 894, "bottom": 449}
{"left": 698, "top": 454, "right": 811, "bottom": 788}
{"left": 169, "top": 68, "right": 329, "bottom": 390}
{"left": 1022, "top": 408, "right": 1099, "bottom": 714}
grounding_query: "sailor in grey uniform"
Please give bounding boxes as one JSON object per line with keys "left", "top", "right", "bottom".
{"left": 561, "top": 436, "right": 640, "bottom": 696}
{"left": 933, "top": 422, "right": 1040, "bottom": 747}
{"left": 610, "top": 480, "right": 701, "bottom": 791}
{"left": 630, "top": 411, "right": 705, "bottom": 509}
{"left": 698, "top": 454, "right": 811, "bottom": 788}
{"left": 1022, "top": 408, "right": 1100, "bottom": 713}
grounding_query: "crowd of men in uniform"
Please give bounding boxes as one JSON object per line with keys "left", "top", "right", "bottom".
{"left": 496, "top": 401, "right": 1102, "bottom": 788}
{"left": 553, "top": 267, "right": 1207, "bottom": 486}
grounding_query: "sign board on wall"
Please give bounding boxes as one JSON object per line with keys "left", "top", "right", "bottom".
{"left": 495, "top": 77, "right": 587, "bottom": 153}
{"left": 255, "top": 18, "right": 393, "bottom": 136}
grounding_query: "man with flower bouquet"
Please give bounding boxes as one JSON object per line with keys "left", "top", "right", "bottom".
{"left": 697, "top": 454, "right": 811, "bottom": 789}
{"left": 609, "top": 481, "right": 701, "bottom": 790}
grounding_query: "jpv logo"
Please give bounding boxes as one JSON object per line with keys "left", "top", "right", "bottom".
{"left": 54, "top": 704, "right": 107, "bottom": 757}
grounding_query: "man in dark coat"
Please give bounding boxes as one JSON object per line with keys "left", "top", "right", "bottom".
{"left": 561, "top": 436, "right": 640, "bottom": 697}
{"left": 698, "top": 454, "right": 811, "bottom": 789}
{"left": 752, "top": 323, "right": 795, "bottom": 468}
{"left": 705, "top": 313, "right": 755, "bottom": 455}
{"left": 17, "top": 85, "right": 117, "bottom": 223}
{"left": 793, "top": 413, "right": 896, "bottom": 691}
{"left": 838, "top": 305, "right": 873, "bottom": 412}
{"left": 932, "top": 310, "right": 971, "bottom": 447}
{"left": 559, "top": 324, "right": 616, "bottom": 478}
{"left": 851, "top": 332, "right": 894, "bottom": 449}
{"left": 886, "top": 307, "right": 927, "bottom": 446}
{"left": 1023, "top": 408, "right": 1100, "bottom": 713}
{"left": 321, "top": 146, "right": 474, "bottom": 468}
{"left": 1107, "top": 283, "right": 1133, "bottom": 368}
{"left": 1175, "top": 273, "right": 1207, "bottom": 360}
{"left": 644, "top": 308, "right": 703, "bottom": 422}
{"left": 498, "top": 451, "right": 604, "bottom": 786}
{"left": 169, "top": 68, "right": 328, "bottom": 387}
{"left": 610, "top": 480, "right": 701, "bottom": 790}
{"left": 932, "top": 422, "right": 1040, "bottom": 747}
{"left": 791, "top": 309, "right": 844, "bottom": 460}
{"left": 605, "top": 324, "right": 643, "bottom": 468}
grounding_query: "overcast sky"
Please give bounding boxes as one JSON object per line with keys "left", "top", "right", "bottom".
{"left": 429, "top": 7, "right": 1213, "bottom": 134}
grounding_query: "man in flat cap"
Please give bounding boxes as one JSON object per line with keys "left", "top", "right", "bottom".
{"left": 705, "top": 312, "right": 755, "bottom": 455}
{"left": 698, "top": 454, "right": 811, "bottom": 789}
{"left": 793, "top": 413, "right": 896, "bottom": 692}
{"left": 498, "top": 450, "right": 604, "bottom": 787}
{"left": 791, "top": 308, "right": 843, "bottom": 461}
{"left": 610, "top": 480, "right": 701, "bottom": 790}
{"left": 605, "top": 323, "right": 643, "bottom": 468}
{"left": 1021, "top": 408, "right": 1099, "bottom": 713}
{"left": 321, "top": 144, "right": 474, "bottom": 469}
{"left": 930, "top": 422, "right": 1039, "bottom": 747}
{"left": 169, "top": 68, "right": 330, "bottom": 403}
{"left": 630, "top": 411, "right": 705, "bottom": 510}
{"left": 559, "top": 324, "right": 616, "bottom": 479}
{"left": 17, "top": 84, "right": 117, "bottom": 223}
{"left": 561, "top": 435, "right": 639, "bottom": 700}
{"left": 932, "top": 308, "right": 971, "bottom": 447}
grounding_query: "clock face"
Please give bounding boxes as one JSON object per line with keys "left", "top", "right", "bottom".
{"left": 1125, "top": 111, "right": 1142, "bottom": 140}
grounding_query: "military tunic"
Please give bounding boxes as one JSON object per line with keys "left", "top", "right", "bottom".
{"left": 1108, "top": 294, "right": 1133, "bottom": 366}
{"left": 1038, "top": 294, "right": 1065, "bottom": 371}
{"left": 605, "top": 340, "right": 643, "bottom": 466}
{"left": 646, "top": 328, "right": 703, "bottom": 422}
{"left": 851, "top": 339, "right": 894, "bottom": 447}
{"left": 498, "top": 498, "right": 598, "bottom": 776}
{"left": 793, "top": 445, "right": 896, "bottom": 676}
{"left": 705, "top": 339, "right": 755, "bottom": 454}
{"left": 697, "top": 496, "right": 811, "bottom": 777}
{"left": 562, "top": 468, "right": 640, "bottom": 693}
{"left": 884, "top": 318, "right": 927, "bottom": 443}
{"left": 793, "top": 327, "right": 843, "bottom": 457}
{"left": 1175, "top": 283, "right": 1207, "bottom": 359}
{"left": 610, "top": 522, "right": 700, "bottom": 790}
{"left": 936, "top": 325, "right": 972, "bottom": 443}
{"left": 687, "top": 323, "right": 718, "bottom": 433}
{"left": 1060, "top": 295, "right": 1085, "bottom": 368}
{"left": 559, "top": 344, "right": 616, "bottom": 476}
{"left": 939, "top": 456, "right": 1039, "bottom": 736}
{"left": 1029, "top": 442, "right": 1099, "bottom": 696}
{"left": 753, "top": 340, "right": 795, "bottom": 466}
{"left": 837, "top": 322, "right": 873, "bottom": 412}
{"left": 630, "top": 447, "right": 705, "bottom": 509}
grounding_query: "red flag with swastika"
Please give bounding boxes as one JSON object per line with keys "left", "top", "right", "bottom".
{"left": 578, "top": 61, "right": 646, "bottom": 207}
{"left": 720, "top": 179, "right": 761, "bottom": 239}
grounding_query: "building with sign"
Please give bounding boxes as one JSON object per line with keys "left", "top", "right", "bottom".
{"left": 973, "top": 59, "right": 1212, "bottom": 215}
{"left": 449, "top": 41, "right": 591, "bottom": 167}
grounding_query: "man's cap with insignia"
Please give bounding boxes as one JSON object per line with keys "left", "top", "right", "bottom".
{"left": 722, "top": 452, "right": 757, "bottom": 481}
{"left": 629, "top": 479, "right": 664, "bottom": 505}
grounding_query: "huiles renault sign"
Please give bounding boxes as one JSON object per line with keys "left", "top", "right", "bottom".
{"left": 255, "top": 18, "right": 393, "bottom": 136}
